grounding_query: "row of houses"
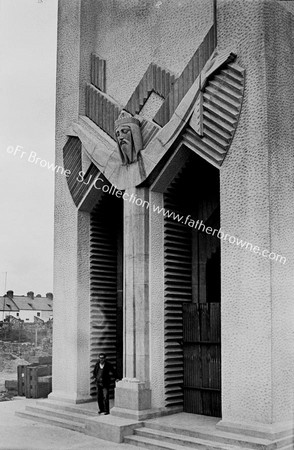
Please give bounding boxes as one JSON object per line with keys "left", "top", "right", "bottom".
{"left": 0, "top": 291, "right": 53, "bottom": 323}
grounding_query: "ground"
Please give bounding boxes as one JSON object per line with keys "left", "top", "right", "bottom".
{"left": 0, "top": 397, "right": 144, "bottom": 450}
{"left": 0, "top": 348, "right": 144, "bottom": 448}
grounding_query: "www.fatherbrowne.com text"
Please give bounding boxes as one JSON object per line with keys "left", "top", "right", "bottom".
{"left": 6, "top": 146, "right": 286, "bottom": 266}
{"left": 77, "top": 171, "right": 286, "bottom": 265}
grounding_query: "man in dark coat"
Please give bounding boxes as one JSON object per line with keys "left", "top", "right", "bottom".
{"left": 92, "top": 353, "right": 117, "bottom": 415}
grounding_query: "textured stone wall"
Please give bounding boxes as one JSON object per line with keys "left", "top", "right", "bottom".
{"left": 279, "top": 1, "right": 294, "bottom": 15}
{"left": 263, "top": 0, "right": 294, "bottom": 423}
{"left": 53, "top": 0, "right": 91, "bottom": 402}
{"left": 218, "top": 0, "right": 294, "bottom": 426}
{"left": 79, "top": 0, "right": 214, "bottom": 111}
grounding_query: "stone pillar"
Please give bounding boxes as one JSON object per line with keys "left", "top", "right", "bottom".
{"left": 149, "top": 191, "right": 165, "bottom": 410}
{"left": 112, "top": 187, "right": 153, "bottom": 420}
{"left": 216, "top": 0, "right": 294, "bottom": 441}
{"left": 50, "top": 0, "right": 93, "bottom": 404}
{"left": 50, "top": 211, "right": 91, "bottom": 403}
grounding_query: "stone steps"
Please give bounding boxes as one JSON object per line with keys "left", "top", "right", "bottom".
{"left": 15, "top": 399, "right": 141, "bottom": 444}
{"left": 35, "top": 398, "right": 97, "bottom": 416}
{"left": 15, "top": 399, "right": 96, "bottom": 435}
{"left": 16, "top": 409, "right": 86, "bottom": 434}
{"left": 124, "top": 422, "right": 294, "bottom": 450}
{"left": 125, "top": 428, "right": 246, "bottom": 450}
{"left": 24, "top": 404, "right": 94, "bottom": 424}
{"left": 15, "top": 402, "right": 294, "bottom": 450}
{"left": 145, "top": 422, "right": 273, "bottom": 449}
{"left": 125, "top": 434, "right": 238, "bottom": 450}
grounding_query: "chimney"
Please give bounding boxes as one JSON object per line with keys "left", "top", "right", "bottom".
{"left": 6, "top": 290, "right": 14, "bottom": 299}
{"left": 27, "top": 291, "right": 34, "bottom": 300}
{"left": 46, "top": 292, "right": 53, "bottom": 300}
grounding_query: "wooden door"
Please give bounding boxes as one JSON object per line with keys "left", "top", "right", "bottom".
{"left": 183, "top": 302, "right": 221, "bottom": 417}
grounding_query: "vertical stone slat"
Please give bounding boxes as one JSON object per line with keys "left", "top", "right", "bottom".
{"left": 146, "top": 64, "right": 152, "bottom": 92}
{"left": 98, "top": 88, "right": 103, "bottom": 129}
{"left": 93, "top": 86, "right": 98, "bottom": 126}
{"left": 95, "top": 55, "right": 99, "bottom": 90}
{"left": 90, "top": 53, "right": 95, "bottom": 86}
{"left": 142, "top": 66, "right": 148, "bottom": 104}
{"left": 100, "top": 58, "right": 106, "bottom": 93}
{"left": 156, "top": 64, "right": 162, "bottom": 98}
{"left": 90, "top": 53, "right": 106, "bottom": 92}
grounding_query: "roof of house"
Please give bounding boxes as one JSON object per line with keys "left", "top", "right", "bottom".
{"left": 29, "top": 297, "right": 53, "bottom": 311}
{"left": 0, "top": 297, "right": 19, "bottom": 311}
{"left": 12, "top": 296, "right": 53, "bottom": 311}
{"left": 0, "top": 297, "right": 52, "bottom": 312}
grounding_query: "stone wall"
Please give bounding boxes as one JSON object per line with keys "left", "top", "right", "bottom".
{"left": 218, "top": 0, "right": 294, "bottom": 426}
{"left": 79, "top": 0, "right": 214, "bottom": 112}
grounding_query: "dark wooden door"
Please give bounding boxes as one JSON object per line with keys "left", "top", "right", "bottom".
{"left": 183, "top": 303, "right": 221, "bottom": 417}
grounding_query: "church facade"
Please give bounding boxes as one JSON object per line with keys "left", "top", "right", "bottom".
{"left": 50, "top": 0, "right": 294, "bottom": 447}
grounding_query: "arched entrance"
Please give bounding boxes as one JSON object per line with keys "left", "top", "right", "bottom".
{"left": 163, "top": 152, "right": 221, "bottom": 416}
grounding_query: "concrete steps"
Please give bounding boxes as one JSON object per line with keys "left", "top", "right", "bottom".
{"left": 15, "top": 399, "right": 142, "bottom": 444}
{"left": 34, "top": 399, "right": 97, "bottom": 416}
{"left": 124, "top": 422, "right": 293, "bottom": 450}
{"left": 125, "top": 429, "right": 243, "bottom": 449}
{"left": 15, "top": 402, "right": 294, "bottom": 450}
{"left": 125, "top": 436, "right": 234, "bottom": 450}
{"left": 24, "top": 404, "right": 94, "bottom": 423}
{"left": 15, "top": 399, "right": 97, "bottom": 434}
{"left": 16, "top": 409, "right": 86, "bottom": 434}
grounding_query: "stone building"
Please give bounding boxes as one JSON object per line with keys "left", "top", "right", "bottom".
{"left": 22, "top": 0, "right": 294, "bottom": 448}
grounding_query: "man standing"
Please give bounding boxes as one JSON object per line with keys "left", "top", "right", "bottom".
{"left": 92, "top": 353, "right": 117, "bottom": 415}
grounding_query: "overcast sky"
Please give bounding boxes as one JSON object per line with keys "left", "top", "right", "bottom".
{"left": 0, "top": 0, "right": 58, "bottom": 296}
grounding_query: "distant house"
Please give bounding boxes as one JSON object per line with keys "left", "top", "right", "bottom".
{"left": 0, "top": 296, "right": 19, "bottom": 321}
{"left": 0, "top": 291, "right": 53, "bottom": 323}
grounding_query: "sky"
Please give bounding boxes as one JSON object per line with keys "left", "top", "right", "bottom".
{"left": 0, "top": 0, "right": 58, "bottom": 296}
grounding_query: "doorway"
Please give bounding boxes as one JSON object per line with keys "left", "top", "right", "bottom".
{"left": 90, "top": 192, "right": 123, "bottom": 399}
{"left": 163, "top": 153, "right": 221, "bottom": 416}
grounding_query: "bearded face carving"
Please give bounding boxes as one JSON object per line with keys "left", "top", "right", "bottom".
{"left": 114, "top": 112, "right": 143, "bottom": 165}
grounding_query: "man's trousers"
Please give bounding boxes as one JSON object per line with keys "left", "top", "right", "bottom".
{"left": 97, "top": 384, "right": 109, "bottom": 413}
